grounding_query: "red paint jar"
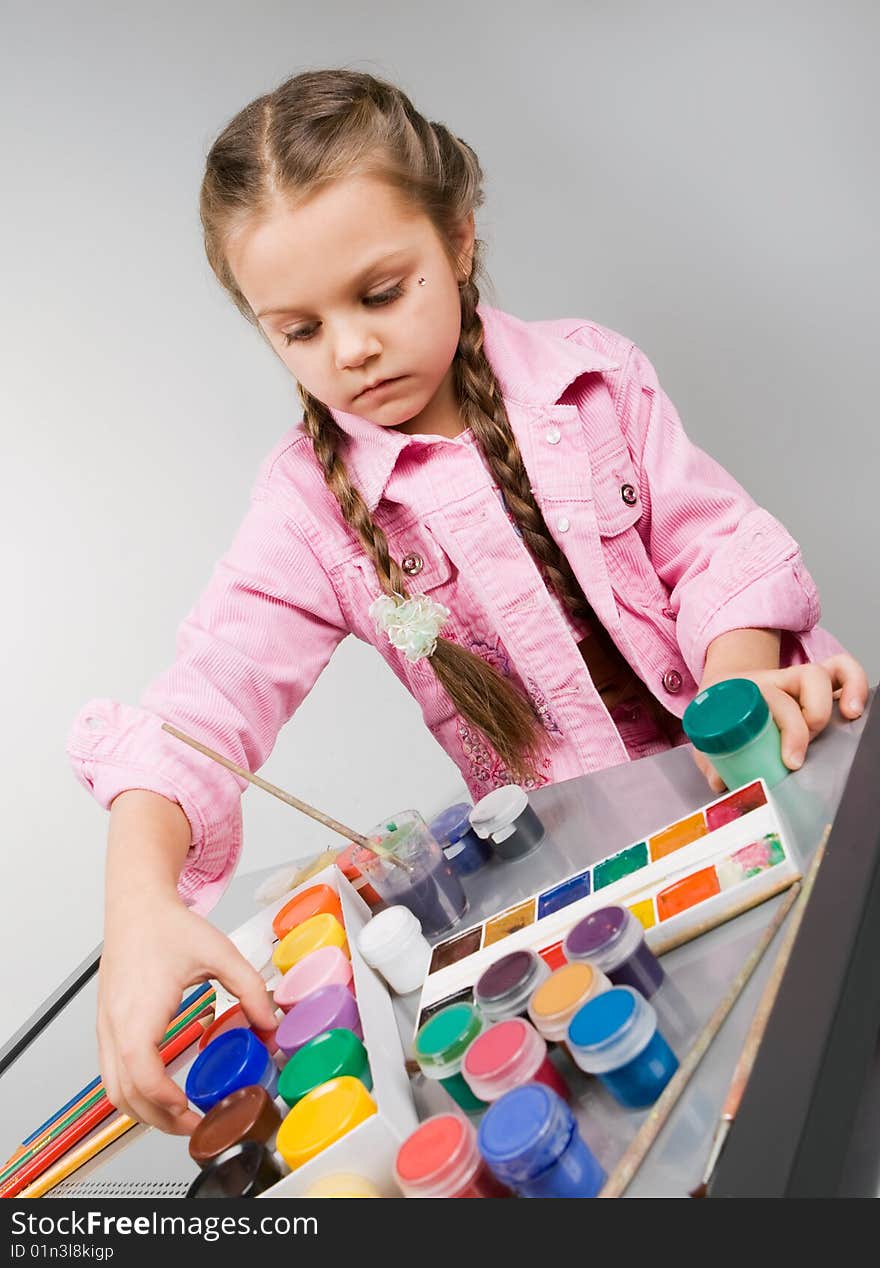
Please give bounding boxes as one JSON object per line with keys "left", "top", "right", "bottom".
{"left": 336, "top": 845, "right": 382, "bottom": 908}
{"left": 461, "top": 1017, "right": 571, "bottom": 1103}
{"left": 394, "top": 1113, "right": 512, "bottom": 1198}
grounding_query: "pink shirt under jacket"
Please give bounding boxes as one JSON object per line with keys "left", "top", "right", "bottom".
{"left": 66, "top": 304, "right": 842, "bottom": 914}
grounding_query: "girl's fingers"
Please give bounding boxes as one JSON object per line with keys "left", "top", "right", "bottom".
{"left": 787, "top": 663, "right": 834, "bottom": 740}
{"left": 820, "top": 654, "right": 870, "bottom": 717}
{"left": 115, "top": 1033, "right": 200, "bottom": 1134}
{"left": 765, "top": 686, "right": 811, "bottom": 769}
{"left": 210, "top": 941, "right": 278, "bottom": 1032}
{"left": 96, "top": 1010, "right": 127, "bottom": 1117}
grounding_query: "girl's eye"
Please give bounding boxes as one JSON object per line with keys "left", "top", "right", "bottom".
{"left": 281, "top": 282, "right": 406, "bottom": 346}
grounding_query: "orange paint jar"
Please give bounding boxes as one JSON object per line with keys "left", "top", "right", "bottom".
{"left": 272, "top": 883, "right": 343, "bottom": 941}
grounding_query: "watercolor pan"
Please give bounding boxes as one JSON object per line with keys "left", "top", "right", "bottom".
{"left": 416, "top": 779, "right": 798, "bottom": 1027}
{"left": 429, "top": 927, "right": 484, "bottom": 975}
{"left": 483, "top": 898, "right": 537, "bottom": 947}
{"left": 537, "top": 871, "right": 591, "bottom": 918}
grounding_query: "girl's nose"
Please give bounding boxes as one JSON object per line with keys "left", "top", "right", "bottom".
{"left": 333, "top": 324, "right": 383, "bottom": 371}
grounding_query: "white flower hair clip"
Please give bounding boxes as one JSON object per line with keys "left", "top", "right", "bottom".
{"left": 368, "top": 591, "right": 451, "bottom": 663}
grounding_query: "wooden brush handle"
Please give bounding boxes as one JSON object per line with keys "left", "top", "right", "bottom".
{"left": 161, "top": 723, "right": 371, "bottom": 847}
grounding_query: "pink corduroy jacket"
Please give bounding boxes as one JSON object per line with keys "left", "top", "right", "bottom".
{"left": 66, "top": 303, "right": 842, "bottom": 913}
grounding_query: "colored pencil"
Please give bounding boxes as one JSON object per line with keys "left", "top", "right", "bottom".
{"left": 691, "top": 828, "right": 831, "bottom": 1196}
{"left": 0, "top": 1016, "right": 207, "bottom": 1199}
{"left": 14, "top": 980, "right": 213, "bottom": 1153}
{"left": 18, "top": 1114, "right": 139, "bottom": 1199}
{"left": 598, "top": 877, "right": 805, "bottom": 1198}
{"left": 0, "top": 993, "right": 213, "bottom": 1187}
{"left": 0, "top": 987, "right": 214, "bottom": 1184}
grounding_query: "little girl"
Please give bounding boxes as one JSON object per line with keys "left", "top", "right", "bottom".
{"left": 67, "top": 68, "right": 868, "bottom": 1134}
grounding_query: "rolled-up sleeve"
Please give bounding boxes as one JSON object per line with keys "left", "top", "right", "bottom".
{"left": 66, "top": 487, "right": 349, "bottom": 914}
{"left": 614, "top": 341, "right": 823, "bottom": 685}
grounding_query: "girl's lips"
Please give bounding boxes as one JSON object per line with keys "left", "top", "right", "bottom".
{"left": 356, "top": 375, "right": 405, "bottom": 403}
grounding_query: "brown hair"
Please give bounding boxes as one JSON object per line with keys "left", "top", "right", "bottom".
{"left": 199, "top": 68, "right": 604, "bottom": 784}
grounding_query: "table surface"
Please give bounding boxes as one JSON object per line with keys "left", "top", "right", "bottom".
{"left": 2, "top": 701, "right": 875, "bottom": 1198}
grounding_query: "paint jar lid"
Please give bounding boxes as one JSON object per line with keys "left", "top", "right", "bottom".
{"left": 185, "top": 1029, "right": 273, "bottom": 1113}
{"left": 527, "top": 962, "right": 610, "bottom": 1040}
{"left": 477, "top": 1083, "right": 574, "bottom": 1181}
{"left": 276, "top": 1076, "right": 377, "bottom": 1170}
{"left": 273, "top": 945, "right": 353, "bottom": 1012}
{"left": 395, "top": 1113, "right": 481, "bottom": 1198}
{"left": 468, "top": 786, "right": 529, "bottom": 839}
{"left": 272, "top": 883, "right": 343, "bottom": 941}
{"left": 356, "top": 905, "right": 423, "bottom": 965}
{"left": 197, "top": 1003, "right": 280, "bottom": 1056}
{"left": 278, "top": 1027, "right": 371, "bottom": 1107}
{"left": 305, "top": 1173, "right": 382, "bottom": 1197}
{"left": 567, "top": 986, "right": 657, "bottom": 1074}
{"left": 188, "top": 1085, "right": 281, "bottom": 1167}
{"left": 253, "top": 864, "right": 301, "bottom": 907}
{"left": 415, "top": 1002, "right": 484, "bottom": 1078}
{"left": 563, "top": 905, "right": 642, "bottom": 971}
{"left": 429, "top": 803, "right": 476, "bottom": 847}
{"left": 682, "top": 678, "right": 770, "bottom": 755}
{"left": 461, "top": 1018, "right": 547, "bottom": 1101}
{"left": 185, "top": 1140, "right": 282, "bottom": 1198}
{"left": 276, "top": 984, "right": 361, "bottom": 1058}
{"left": 474, "top": 949, "right": 550, "bottom": 1020}
{"left": 272, "top": 912, "right": 349, "bottom": 975}
{"left": 228, "top": 924, "right": 275, "bottom": 974}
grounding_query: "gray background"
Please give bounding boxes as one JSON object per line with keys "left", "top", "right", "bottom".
{"left": 2, "top": 0, "right": 876, "bottom": 1047}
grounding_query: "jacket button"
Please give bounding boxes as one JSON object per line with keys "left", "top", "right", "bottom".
{"left": 545, "top": 427, "right": 562, "bottom": 445}
{"left": 662, "top": 669, "right": 683, "bottom": 693}
{"left": 557, "top": 516, "right": 570, "bottom": 532}
{"left": 621, "top": 483, "right": 638, "bottom": 506}
{"left": 401, "top": 553, "right": 424, "bottom": 576}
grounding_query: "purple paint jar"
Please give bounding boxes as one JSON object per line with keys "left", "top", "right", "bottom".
{"left": 474, "top": 949, "right": 552, "bottom": 1023}
{"left": 563, "top": 905, "right": 665, "bottom": 998}
{"left": 275, "top": 984, "right": 362, "bottom": 1059}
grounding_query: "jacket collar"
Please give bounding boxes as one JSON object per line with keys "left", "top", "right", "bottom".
{"left": 324, "top": 302, "right": 621, "bottom": 512}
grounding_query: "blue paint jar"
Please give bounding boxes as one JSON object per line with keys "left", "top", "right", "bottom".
{"left": 185, "top": 1028, "right": 278, "bottom": 1113}
{"left": 567, "top": 986, "right": 678, "bottom": 1109}
{"left": 476, "top": 1083, "right": 606, "bottom": 1198}
{"left": 429, "top": 802, "right": 492, "bottom": 877}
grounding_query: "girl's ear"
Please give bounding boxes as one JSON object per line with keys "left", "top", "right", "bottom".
{"left": 452, "top": 211, "right": 476, "bottom": 282}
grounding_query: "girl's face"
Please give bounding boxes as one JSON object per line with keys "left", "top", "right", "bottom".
{"left": 227, "top": 173, "right": 475, "bottom": 436}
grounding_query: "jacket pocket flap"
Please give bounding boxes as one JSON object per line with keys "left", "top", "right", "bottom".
{"left": 591, "top": 439, "right": 643, "bottom": 537}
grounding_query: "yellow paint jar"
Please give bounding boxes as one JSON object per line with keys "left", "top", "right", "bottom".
{"left": 527, "top": 961, "right": 611, "bottom": 1044}
{"left": 304, "top": 1172, "right": 383, "bottom": 1197}
{"left": 276, "top": 1076, "right": 377, "bottom": 1170}
{"left": 272, "top": 912, "right": 349, "bottom": 975}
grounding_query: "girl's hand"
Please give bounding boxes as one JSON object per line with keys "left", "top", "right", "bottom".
{"left": 97, "top": 893, "right": 278, "bottom": 1135}
{"left": 692, "top": 653, "right": 870, "bottom": 793}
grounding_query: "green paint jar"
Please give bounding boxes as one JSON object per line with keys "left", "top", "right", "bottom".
{"left": 277, "top": 1028, "right": 372, "bottom": 1108}
{"left": 414, "top": 1002, "right": 487, "bottom": 1114}
{"left": 682, "top": 677, "right": 790, "bottom": 790}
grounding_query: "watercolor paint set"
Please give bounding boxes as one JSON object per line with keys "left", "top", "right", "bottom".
{"left": 416, "top": 780, "right": 798, "bottom": 1031}
{"left": 187, "top": 865, "right": 419, "bottom": 1198}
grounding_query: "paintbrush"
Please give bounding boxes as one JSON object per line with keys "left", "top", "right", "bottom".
{"left": 690, "top": 826, "right": 831, "bottom": 1197}
{"left": 161, "top": 722, "right": 411, "bottom": 872}
{"left": 598, "top": 879, "right": 802, "bottom": 1198}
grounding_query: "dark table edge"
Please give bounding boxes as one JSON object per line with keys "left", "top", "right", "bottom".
{"left": 711, "top": 690, "right": 880, "bottom": 1197}
{"left": 0, "top": 944, "right": 102, "bottom": 1079}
